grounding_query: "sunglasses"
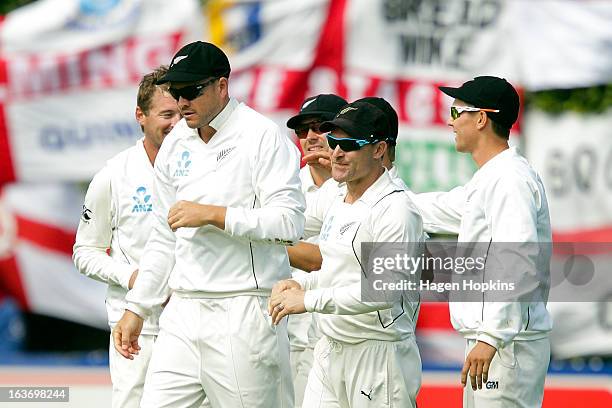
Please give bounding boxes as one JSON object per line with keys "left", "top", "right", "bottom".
{"left": 167, "top": 77, "right": 218, "bottom": 101}
{"left": 295, "top": 121, "right": 323, "bottom": 139}
{"left": 450, "top": 106, "right": 500, "bottom": 120}
{"left": 326, "top": 133, "right": 380, "bottom": 152}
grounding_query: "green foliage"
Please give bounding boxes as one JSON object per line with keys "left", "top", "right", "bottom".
{"left": 0, "top": 0, "right": 36, "bottom": 15}
{"left": 525, "top": 84, "right": 612, "bottom": 115}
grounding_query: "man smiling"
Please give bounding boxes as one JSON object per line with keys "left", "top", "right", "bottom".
{"left": 285, "top": 93, "right": 347, "bottom": 407}
{"left": 113, "top": 41, "right": 305, "bottom": 408}
{"left": 73, "top": 66, "right": 180, "bottom": 408}
{"left": 270, "top": 101, "right": 424, "bottom": 407}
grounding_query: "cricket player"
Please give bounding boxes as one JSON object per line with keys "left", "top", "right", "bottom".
{"left": 286, "top": 93, "right": 348, "bottom": 407}
{"left": 112, "top": 41, "right": 305, "bottom": 408}
{"left": 73, "top": 66, "right": 181, "bottom": 408}
{"left": 297, "top": 96, "right": 407, "bottom": 241}
{"left": 270, "top": 101, "right": 425, "bottom": 407}
{"left": 411, "top": 76, "right": 552, "bottom": 408}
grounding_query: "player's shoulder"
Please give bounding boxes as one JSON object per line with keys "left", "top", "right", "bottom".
{"left": 85, "top": 164, "right": 113, "bottom": 200}
{"left": 237, "top": 102, "right": 278, "bottom": 127}
{"left": 378, "top": 188, "right": 421, "bottom": 221}
{"left": 106, "top": 140, "right": 140, "bottom": 167}
{"left": 234, "top": 102, "right": 281, "bottom": 137}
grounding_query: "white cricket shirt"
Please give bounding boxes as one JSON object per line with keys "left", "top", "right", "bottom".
{"left": 410, "top": 147, "right": 553, "bottom": 348}
{"left": 73, "top": 138, "right": 161, "bottom": 334}
{"left": 126, "top": 99, "right": 305, "bottom": 317}
{"left": 295, "top": 170, "right": 424, "bottom": 344}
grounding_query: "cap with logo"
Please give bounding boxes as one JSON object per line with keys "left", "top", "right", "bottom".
{"left": 319, "top": 101, "right": 387, "bottom": 141}
{"left": 156, "top": 41, "right": 231, "bottom": 85}
{"left": 286, "top": 94, "right": 348, "bottom": 129}
{"left": 439, "top": 76, "right": 520, "bottom": 129}
{"left": 355, "top": 97, "right": 398, "bottom": 145}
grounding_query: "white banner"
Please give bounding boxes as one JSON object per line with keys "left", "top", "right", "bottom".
{"left": 1, "top": 0, "right": 610, "bottom": 185}
{"left": 525, "top": 108, "right": 612, "bottom": 357}
{"left": 525, "top": 108, "right": 612, "bottom": 238}
{"left": 0, "top": 0, "right": 203, "bottom": 183}
{"left": 0, "top": 0, "right": 610, "bottom": 355}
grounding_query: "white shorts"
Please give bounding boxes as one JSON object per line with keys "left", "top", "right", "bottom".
{"left": 463, "top": 337, "right": 550, "bottom": 408}
{"left": 303, "top": 336, "right": 421, "bottom": 408}
{"left": 108, "top": 332, "right": 155, "bottom": 408}
{"left": 140, "top": 295, "right": 293, "bottom": 408}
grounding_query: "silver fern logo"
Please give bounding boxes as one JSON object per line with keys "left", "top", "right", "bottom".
{"left": 339, "top": 222, "right": 356, "bottom": 235}
{"left": 217, "top": 146, "right": 236, "bottom": 163}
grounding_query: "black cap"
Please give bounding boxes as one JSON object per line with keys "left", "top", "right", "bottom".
{"left": 156, "top": 41, "right": 231, "bottom": 84}
{"left": 355, "top": 97, "right": 398, "bottom": 145}
{"left": 439, "top": 76, "right": 519, "bottom": 128}
{"left": 319, "top": 101, "right": 387, "bottom": 141}
{"left": 286, "top": 94, "right": 348, "bottom": 129}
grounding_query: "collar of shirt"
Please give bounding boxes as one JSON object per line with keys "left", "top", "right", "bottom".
{"left": 137, "top": 137, "right": 155, "bottom": 171}
{"left": 299, "top": 166, "right": 319, "bottom": 194}
{"left": 352, "top": 168, "right": 397, "bottom": 206}
{"left": 470, "top": 146, "right": 519, "bottom": 185}
{"left": 209, "top": 97, "right": 239, "bottom": 132}
{"left": 388, "top": 165, "right": 399, "bottom": 179}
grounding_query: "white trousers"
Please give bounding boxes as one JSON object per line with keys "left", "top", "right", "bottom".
{"left": 108, "top": 333, "right": 155, "bottom": 408}
{"left": 289, "top": 312, "right": 316, "bottom": 408}
{"left": 140, "top": 295, "right": 294, "bottom": 408}
{"left": 463, "top": 337, "right": 550, "bottom": 408}
{"left": 291, "top": 346, "right": 314, "bottom": 408}
{"left": 302, "top": 336, "right": 421, "bottom": 408}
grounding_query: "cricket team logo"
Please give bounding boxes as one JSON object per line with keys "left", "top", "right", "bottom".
{"left": 174, "top": 150, "right": 192, "bottom": 177}
{"left": 217, "top": 146, "right": 236, "bottom": 163}
{"left": 339, "top": 222, "right": 356, "bottom": 236}
{"left": 320, "top": 215, "right": 334, "bottom": 241}
{"left": 81, "top": 205, "right": 93, "bottom": 223}
{"left": 132, "top": 186, "right": 152, "bottom": 213}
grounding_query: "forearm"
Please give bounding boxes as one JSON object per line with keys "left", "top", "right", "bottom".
{"left": 73, "top": 246, "right": 137, "bottom": 289}
{"left": 304, "top": 282, "right": 397, "bottom": 315}
{"left": 225, "top": 206, "right": 304, "bottom": 244}
{"left": 407, "top": 188, "right": 464, "bottom": 235}
{"left": 288, "top": 242, "right": 322, "bottom": 272}
{"left": 478, "top": 302, "right": 525, "bottom": 349}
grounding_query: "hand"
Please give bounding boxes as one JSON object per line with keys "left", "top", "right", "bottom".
{"left": 167, "top": 201, "right": 226, "bottom": 231}
{"left": 461, "top": 341, "right": 497, "bottom": 390}
{"left": 268, "top": 279, "right": 302, "bottom": 314}
{"left": 128, "top": 269, "right": 138, "bottom": 289}
{"left": 268, "top": 286, "right": 306, "bottom": 325}
{"left": 112, "top": 310, "right": 144, "bottom": 360}
{"left": 302, "top": 151, "right": 331, "bottom": 172}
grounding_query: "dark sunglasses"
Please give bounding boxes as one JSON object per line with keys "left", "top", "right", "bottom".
{"left": 326, "top": 133, "right": 379, "bottom": 152}
{"left": 167, "top": 77, "right": 218, "bottom": 101}
{"left": 450, "top": 106, "right": 499, "bottom": 120}
{"left": 295, "top": 121, "right": 323, "bottom": 139}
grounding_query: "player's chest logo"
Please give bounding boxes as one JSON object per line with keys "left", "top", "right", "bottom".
{"left": 320, "top": 215, "right": 334, "bottom": 242}
{"left": 216, "top": 146, "right": 236, "bottom": 165}
{"left": 174, "top": 150, "right": 192, "bottom": 177}
{"left": 131, "top": 186, "right": 153, "bottom": 213}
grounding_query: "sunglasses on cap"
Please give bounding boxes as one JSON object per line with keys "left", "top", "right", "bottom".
{"left": 167, "top": 77, "right": 218, "bottom": 101}
{"left": 450, "top": 106, "right": 500, "bottom": 120}
{"left": 326, "top": 133, "right": 380, "bottom": 152}
{"left": 294, "top": 121, "right": 323, "bottom": 139}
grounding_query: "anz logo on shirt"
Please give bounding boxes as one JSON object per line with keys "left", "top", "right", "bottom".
{"left": 132, "top": 186, "right": 153, "bottom": 213}
{"left": 320, "top": 216, "right": 334, "bottom": 241}
{"left": 174, "top": 150, "right": 192, "bottom": 177}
